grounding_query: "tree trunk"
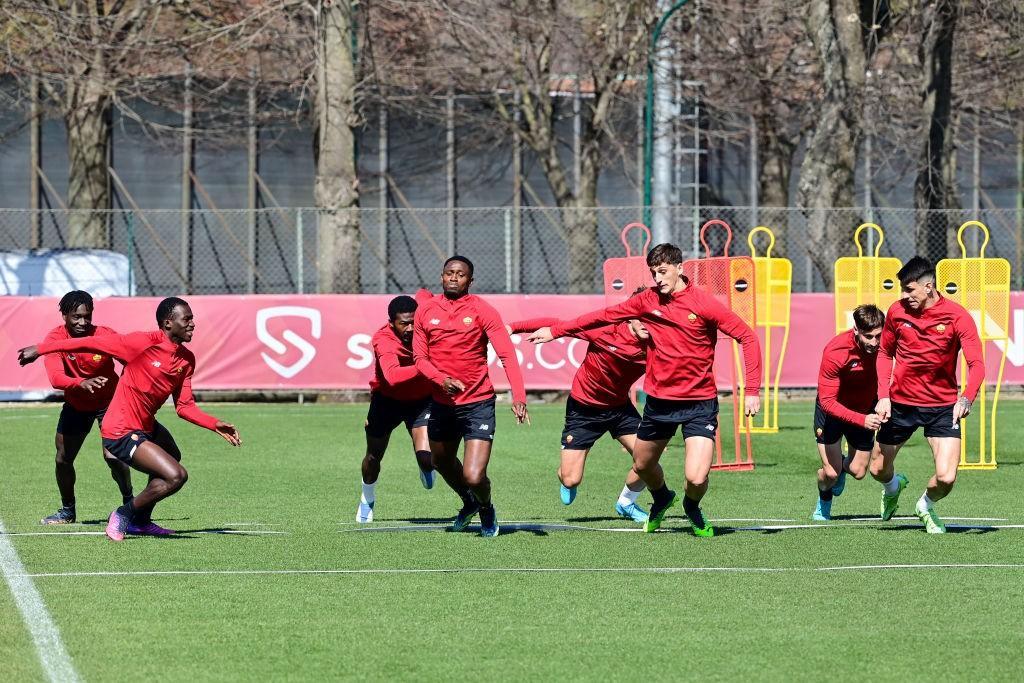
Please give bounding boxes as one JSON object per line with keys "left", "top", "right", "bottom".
{"left": 65, "top": 77, "right": 111, "bottom": 248}
{"left": 796, "top": 0, "right": 868, "bottom": 288}
{"left": 562, "top": 150, "right": 599, "bottom": 293}
{"left": 914, "top": 0, "right": 958, "bottom": 263}
{"left": 315, "top": 0, "right": 361, "bottom": 294}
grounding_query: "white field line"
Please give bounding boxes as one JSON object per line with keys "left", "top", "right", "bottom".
{"left": 16, "top": 563, "right": 1024, "bottom": 579}
{"left": 340, "top": 521, "right": 1024, "bottom": 533}
{"left": 0, "top": 518, "right": 80, "bottom": 683}
{"left": 0, "top": 529, "right": 287, "bottom": 537}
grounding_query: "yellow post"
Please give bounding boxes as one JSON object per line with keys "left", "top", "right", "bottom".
{"left": 936, "top": 220, "right": 1010, "bottom": 470}
{"left": 741, "top": 226, "right": 792, "bottom": 433}
{"left": 833, "top": 223, "right": 903, "bottom": 333}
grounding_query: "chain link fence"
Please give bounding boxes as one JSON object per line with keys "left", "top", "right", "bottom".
{"left": 1, "top": 206, "right": 1021, "bottom": 295}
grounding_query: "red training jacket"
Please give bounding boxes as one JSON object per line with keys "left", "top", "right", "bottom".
{"left": 413, "top": 292, "right": 526, "bottom": 405}
{"left": 876, "top": 296, "right": 984, "bottom": 407}
{"left": 510, "top": 317, "right": 644, "bottom": 409}
{"left": 369, "top": 324, "right": 432, "bottom": 401}
{"left": 817, "top": 330, "right": 878, "bottom": 426}
{"left": 42, "top": 324, "right": 119, "bottom": 413}
{"left": 550, "top": 284, "right": 761, "bottom": 401}
{"left": 37, "top": 331, "right": 219, "bottom": 439}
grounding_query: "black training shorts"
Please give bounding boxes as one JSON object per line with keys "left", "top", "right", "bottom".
{"left": 56, "top": 404, "right": 106, "bottom": 437}
{"left": 427, "top": 397, "right": 497, "bottom": 442}
{"left": 101, "top": 421, "right": 172, "bottom": 464}
{"left": 364, "top": 393, "right": 431, "bottom": 438}
{"left": 637, "top": 396, "right": 718, "bottom": 442}
{"left": 813, "top": 401, "right": 875, "bottom": 452}
{"left": 560, "top": 396, "right": 640, "bottom": 450}
{"left": 876, "top": 401, "right": 960, "bottom": 445}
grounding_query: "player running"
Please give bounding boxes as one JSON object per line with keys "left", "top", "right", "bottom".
{"left": 39, "top": 290, "right": 133, "bottom": 525}
{"left": 528, "top": 243, "right": 761, "bottom": 536}
{"left": 19, "top": 297, "right": 242, "bottom": 541}
{"left": 508, "top": 315, "right": 650, "bottom": 524}
{"left": 357, "top": 294, "right": 436, "bottom": 523}
{"left": 872, "top": 256, "right": 984, "bottom": 534}
{"left": 413, "top": 256, "right": 529, "bottom": 537}
{"left": 811, "top": 304, "right": 885, "bottom": 521}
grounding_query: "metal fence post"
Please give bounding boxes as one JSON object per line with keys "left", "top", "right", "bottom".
{"left": 127, "top": 211, "right": 135, "bottom": 295}
{"left": 296, "top": 209, "right": 304, "bottom": 294}
{"left": 504, "top": 208, "right": 513, "bottom": 293}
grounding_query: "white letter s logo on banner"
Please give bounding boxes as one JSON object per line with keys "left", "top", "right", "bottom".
{"left": 256, "top": 307, "right": 322, "bottom": 379}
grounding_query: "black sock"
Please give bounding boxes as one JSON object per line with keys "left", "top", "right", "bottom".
{"left": 460, "top": 489, "right": 477, "bottom": 506}
{"left": 651, "top": 485, "right": 673, "bottom": 506}
{"left": 415, "top": 450, "right": 433, "bottom": 472}
{"left": 683, "top": 495, "right": 701, "bottom": 516}
{"left": 117, "top": 500, "right": 136, "bottom": 521}
{"left": 819, "top": 488, "right": 834, "bottom": 502}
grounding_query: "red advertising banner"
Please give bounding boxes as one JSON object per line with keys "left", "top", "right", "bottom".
{"left": 1, "top": 293, "right": 1020, "bottom": 396}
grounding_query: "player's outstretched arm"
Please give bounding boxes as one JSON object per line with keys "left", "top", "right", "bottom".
{"left": 21, "top": 332, "right": 149, "bottom": 367}
{"left": 508, "top": 317, "right": 561, "bottom": 335}
{"left": 18, "top": 345, "right": 40, "bottom": 366}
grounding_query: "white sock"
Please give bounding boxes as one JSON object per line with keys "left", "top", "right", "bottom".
{"left": 918, "top": 493, "right": 933, "bottom": 510}
{"left": 361, "top": 481, "right": 376, "bottom": 505}
{"left": 883, "top": 476, "right": 900, "bottom": 495}
{"left": 617, "top": 485, "right": 642, "bottom": 507}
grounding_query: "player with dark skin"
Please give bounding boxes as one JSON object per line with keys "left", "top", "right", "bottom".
{"left": 20, "top": 300, "right": 241, "bottom": 539}
{"left": 362, "top": 309, "right": 433, "bottom": 485}
{"left": 430, "top": 261, "right": 528, "bottom": 508}
{"left": 414, "top": 258, "right": 529, "bottom": 535}
{"left": 40, "top": 291, "right": 133, "bottom": 524}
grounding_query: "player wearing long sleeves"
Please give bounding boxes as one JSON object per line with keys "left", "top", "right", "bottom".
{"left": 528, "top": 243, "right": 762, "bottom": 537}
{"left": 38, "top": 291, "right": 133, "bottom": 525}
{"left": 19, "top": 297, "right": 241, "bottom": 542}
{"left": 810, "top": 305, "right": 885, "bottom": 521}
{"left": 508, "top": 315, "right": 650, "bottom": 524}
{"left": 871, "top": 256, "right": 986, "bottom": 533}
{"left": 356, "top": 294, "right": 437, "bottom": 523}
{"left": 413, "top": 256, "right": 528, "bottom": 537}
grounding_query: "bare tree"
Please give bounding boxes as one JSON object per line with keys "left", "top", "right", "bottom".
{"left": 796, "top": 0, "right": 890, "bottom": 286}
{"left": 914, "top": 0, "right": 959, "bottom": 259}
{"left": 372, "top": 1, "right": 655, "bottom": 293}
{"left": 313, "top": 0, "right": 361, "bottom": 293}
{"left": 0, "top": 1, "right": 173, "bottom": 247}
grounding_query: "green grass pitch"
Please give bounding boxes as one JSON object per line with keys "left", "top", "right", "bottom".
{"left": 3, "top": 400, "right": 1024, "bottom": 681}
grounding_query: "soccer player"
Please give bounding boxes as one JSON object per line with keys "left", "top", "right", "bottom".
{"left": 39, "top": 290, "right": 133, "bottom": 525}
{"left": 872, "top": 256, "right": 984, "bottom": 534}
{"left": 528, "top": 243, "right": 761, "bottom": 536}
{"left": 811, "top": 304, "right": 885, "bottom": 521}
{"left": 507, "top": 315, "right": 650, "bottom": 524}
{"left": 357, "top": 294, "right": 436, "bottom": 523}
{"left": 413, "top": 255, "right": 529, "bottom": 538}
{"left": 19, "top": 297, "right": 242, "bottom": 541}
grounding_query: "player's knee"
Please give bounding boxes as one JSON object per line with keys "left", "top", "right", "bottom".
{"left": 847, "top": 459, "right": 868, "bottom": 479}
{"left": 464, "top": 468, "right": 487, "bottom": 488}
{"left": 168, "top": 466, "right": 189, "bottom": 491}
{"left": 560, "top": 471, "right": 582, "bottom": 488}
{"left": 363, "top": 453, "right": 382, "bottom": 469}
{"left": 54, "top": 448, "right": 72, "bottom": 466}
{"left": 936, "top": 470, "right": 957, "bottom": 488}
{"left": 686, "top": 474, "right": 708, "bottom": 489}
